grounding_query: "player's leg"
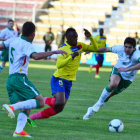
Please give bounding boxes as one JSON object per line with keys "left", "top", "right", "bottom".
{"left": 43, "top": 96, "right": 56, "bottom": 107}
{"left": 0, "top": 49, "right": 8, "bottom": 73}
{"left": 13, "top": 109, "right": 32, "bottom": 138}
{"left": 83, "top": 67, "right": 121, "bottom": 120}
{"left": 29, "top": 76, "right": 72, "bottom": 120}
{"left": 94, "top": 54, "right": 104, "bottom": 78}
{"left": 3, "top": 74, "right": 44, "bottom": 118}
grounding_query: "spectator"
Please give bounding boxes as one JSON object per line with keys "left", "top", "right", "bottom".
{"left": 134, "top": 32, "right": 140, "bottom": 49}
{"left": 43, "top": 27, "right": 54, "bottom": 53}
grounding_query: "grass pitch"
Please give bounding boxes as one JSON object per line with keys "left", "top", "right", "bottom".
{"left": 0, "top": 60, "right": 140, "bottom": 140}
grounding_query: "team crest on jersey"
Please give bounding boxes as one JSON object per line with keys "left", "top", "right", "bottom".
{"left": 71, "top": 45, "right": 82, "bottom": 52}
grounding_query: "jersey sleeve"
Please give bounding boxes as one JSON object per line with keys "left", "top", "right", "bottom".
{"left": 81, "top": 36, "right": 98, "bottom": 52}
{"left": 111, "top": 45, "right": 123, "bottom": 53}
{"left": 2, "top": 38, "right": 14, "bottom": 49}
{"left": 56, "top": 47, "right": 72, "bottom": 69}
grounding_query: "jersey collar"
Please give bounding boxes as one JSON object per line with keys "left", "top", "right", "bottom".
{"left": 21, "top": 35, "right": 32, "bottom": 43}
{"left": 7, "top": 27, "right": 14, "bottom": 31}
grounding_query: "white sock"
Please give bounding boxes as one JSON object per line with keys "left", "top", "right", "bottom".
{"left": 11, "top": 99, "right": 39, "bottom": 111}
{"left": 95, "top": 87, "right": 112, "bottom": 106}
{"left": 15, "top": 112, "right": 27, "bottom": 133}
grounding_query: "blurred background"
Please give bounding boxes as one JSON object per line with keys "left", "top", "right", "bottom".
{"left": 0, "top": 0, "right": 139, "bottom": 64}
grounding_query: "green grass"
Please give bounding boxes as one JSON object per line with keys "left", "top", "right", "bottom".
{"left": 0, "top": 60, "right": 140, "bottom": 140}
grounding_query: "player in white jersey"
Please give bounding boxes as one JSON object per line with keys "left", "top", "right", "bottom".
{"left": 0, "top": 19, "right": 18, "bottom": 73}
{"left": 83, "top": 37, "right": 140, "bottom": 120}
{"left": 0, "top": 21, "right": 66, "bottom": 138}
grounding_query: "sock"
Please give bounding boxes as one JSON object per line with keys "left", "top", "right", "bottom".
{"left": 43, "top": 97, "right": 55, "bottom": 107}
{"left": 11, "top": 99, "right": 40, "bottom": 111}
{"left": 29, "top": 107, "right": 56, "bottom": 120}
{"left": 92, "top": 64, "right": 100, "bottom": 75}
{"left": 96, "top": 86, "right": 112, "bottom": 105}
{"left": 41, "top": 107, "right": 56, "bottom": 119}
{"left": 29, "top": 112, "right": 42, "bottom": 120}
{"left": 15, "top": 111, "right": 28, "bottom": 133}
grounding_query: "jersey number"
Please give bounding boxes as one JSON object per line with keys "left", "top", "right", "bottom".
{"left": 10, "top": 47, "right": 15, "bottom": 64}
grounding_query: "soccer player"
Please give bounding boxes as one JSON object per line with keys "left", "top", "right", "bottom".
{"left": 0, "top": 21, "right": 66, "bottom": 138}
{"left": 0, "top": 19, "right": 18, "bottom": 73}
{"left": 89, "top": 28, "right": 106, "bottom": 78}
{"left": 83, "top": 37, "right": 140, "bottom": 120}
{"left": 27, "top": 28, "right": 98, "bottom": 124}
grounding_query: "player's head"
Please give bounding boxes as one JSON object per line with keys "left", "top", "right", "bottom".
{"left": 124, "top": 37, "right": 136, "bottom": 55}
{"left": 48, "top": 27, "right": 52, "bottom": 32}
{"left": 99, "top": 28, "right": 104, "bottom": 36}
{"left": 22, "top": 21, "right": 36, "bottom": 42}
{"left": 66, "top": 27, "right": 78, "bottom": 46}
{"left": 8, "top": 19, "right": 14, "bottom": 29}
{"left": 135, "top": 32, "right": 138, "bottom": 37}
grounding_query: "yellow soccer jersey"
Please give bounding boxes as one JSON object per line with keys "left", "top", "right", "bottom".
{"left": 53, "top": 36, "right": 98, "bottom": 81}
{"left": 94, "top": 35, "right": 106, "bottom": 54}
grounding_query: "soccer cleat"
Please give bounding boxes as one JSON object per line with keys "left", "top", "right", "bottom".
{"left": 27, "top": 117, "right": 37, "bottom": 127}
{"left": 13, "top": 130, "right": 32, "bottom": 138}
{"left": 95, "top": 74, "right": 100, "bottom": 79}
{"left": 2, "top": 104, "right": 15, "bottom": 118}
{"left": 83, "top": 107, "right": 95, "bottom": 120}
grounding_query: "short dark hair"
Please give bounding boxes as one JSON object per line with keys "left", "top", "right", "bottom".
{"left": 22, "top": 21, "right": 36, "bottom": 36}
{"left": 8, "top": 19, "right": 14, "bottom": 23}
{"left": 66, "top": 27, "right": 76, "bottom": 38}
{"left": 124, "top": 37, "right": 136, "bottom": 48}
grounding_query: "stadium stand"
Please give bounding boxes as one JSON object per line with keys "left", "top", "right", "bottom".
{"left": 0, "top": 0, "right": 44, "bottom": 30}
{"left": 0, "top": 0, "right": 139, "bottom": 47}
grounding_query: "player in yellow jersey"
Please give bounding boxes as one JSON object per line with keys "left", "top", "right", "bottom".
{"left": 89, "top": 28, "right": 106, "bottom": 78}
{"left": 28, "top": 28, "right": 98, "bottom": 123}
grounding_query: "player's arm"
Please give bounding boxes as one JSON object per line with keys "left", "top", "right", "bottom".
{"left": 83, "top": 29, "right": 98, "bottom": 52}
{"left": 56, "top": 52, "right": 79, "bottom": 69}
{"left": 98, "top": 47, "right": 111, "bottom": 52}
{"left": 31, "top": 50, "right": 67, "bottom": 60}
{"left": 118, "top": 63, "right": 140, "bottom": 72}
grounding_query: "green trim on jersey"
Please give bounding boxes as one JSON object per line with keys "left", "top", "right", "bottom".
{"left": 7, "top": 27, "right": 13, "bottom": 31}
{"left": 111, "top": 67, "right": 121, "bottom": 77}
{"left": 138, "top": 57, "right": 140, "bottom": 62}
{"left": 21, "top": 35, "right": 32, "bottom": 43}
{"left": 30, "top": 52, "right": 36, "bottom": 58}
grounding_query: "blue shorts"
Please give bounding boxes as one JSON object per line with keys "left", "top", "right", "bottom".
{"left": 95, "top": 54, "right": 104, "bottom": 63}
{"left": 51, "top": 75, "right": 72, "bottom": 99}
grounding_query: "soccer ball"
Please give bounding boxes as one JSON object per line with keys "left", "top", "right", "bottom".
{"left": 109, "top": 119, "right": 124, "bottom": 133}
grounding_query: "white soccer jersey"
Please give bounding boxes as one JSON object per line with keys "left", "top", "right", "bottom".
{"left": 0, "top": 27, "right": 18, "bottom": 39}
{"left": 111, "top": 45, "right": 140, "bottom": 81}
{"left": 3, "top": 36, "right": 36, "bottom": 75}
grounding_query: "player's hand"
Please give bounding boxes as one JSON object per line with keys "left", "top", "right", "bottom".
{"left": 84, "top": 51, "right": 90, "bottom": 55}
{"left": 83, "top": 29, "right": 91, "bottom": 38}
{"left": 72, "top": 52, "right": 79, "bottom": 59}
{"left": 117, "top": 68, "right": 128, "bottom": 73}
